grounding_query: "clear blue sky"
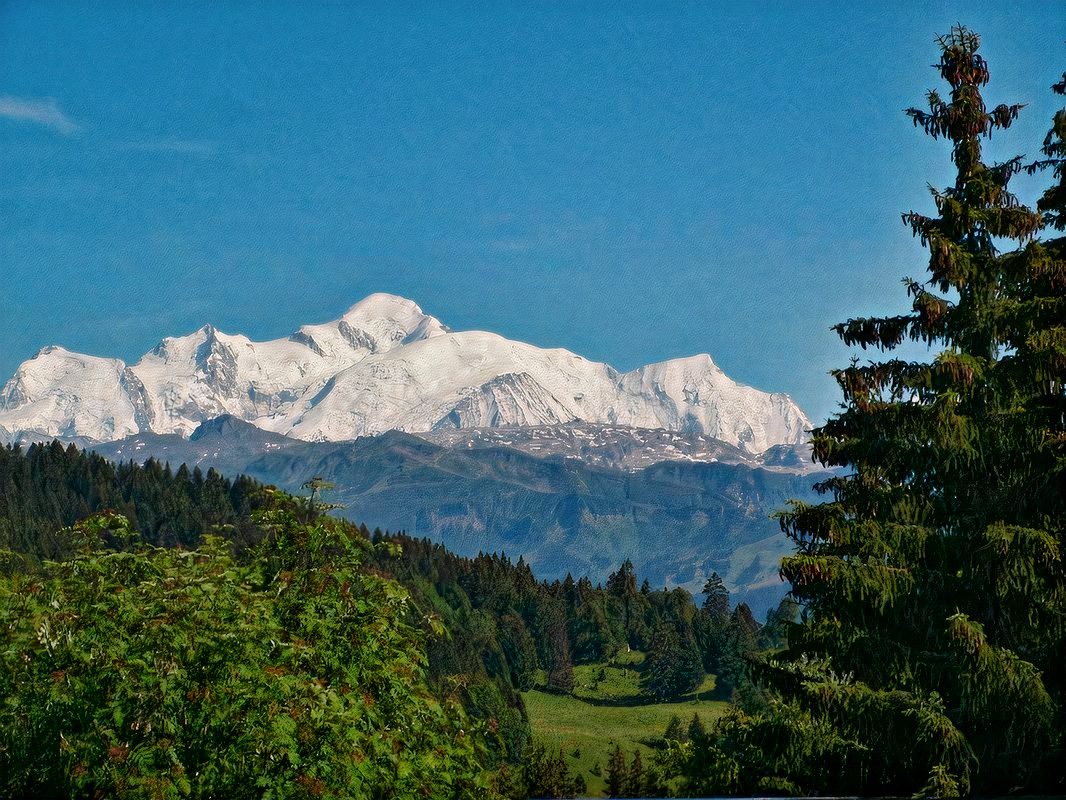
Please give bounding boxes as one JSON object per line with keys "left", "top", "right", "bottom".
{"left": 1, "top": 2, "right": 1063, "bottom": 423}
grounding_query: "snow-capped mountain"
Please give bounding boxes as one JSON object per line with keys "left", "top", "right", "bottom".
{"left": 0, "top": 293, "right": 811, "bottom": 453}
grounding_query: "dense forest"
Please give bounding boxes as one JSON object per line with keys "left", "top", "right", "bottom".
{"left": 0, "top": 438, "right": 780, "bottom": 793}
{"left": 0, "top": 24, "right": 1063, "bottom": 800}
{"left": 0, "top": 439, "right": 264, "bottom": 557}
{"left": 364, "top": 533, "right": 791, "bottom": 768}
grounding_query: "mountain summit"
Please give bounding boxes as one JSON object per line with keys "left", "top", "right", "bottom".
{"left": 0, "top": 294, "right": 811, "bottom": 452}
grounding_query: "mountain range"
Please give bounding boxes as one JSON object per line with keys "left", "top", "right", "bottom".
{"left": 0, "top": 293, "right": 811, "bottom": 454}
{"left": 0, "top": 294, "right": 822, "bottom": 614}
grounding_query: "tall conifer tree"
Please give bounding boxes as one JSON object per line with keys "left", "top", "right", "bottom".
{"left": 763, "top": 26, "right": 1064, "bottom": 794}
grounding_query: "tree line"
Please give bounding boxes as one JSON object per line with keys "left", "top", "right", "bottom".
{"left": 363, "top": 533, "right": 792, "bottom": 767}
{"left": 0, "top": 440, "right": 263, "bottom": 559}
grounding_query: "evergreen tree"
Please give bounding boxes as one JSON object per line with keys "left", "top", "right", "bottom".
{"left": 607, "top": 559, "right": 646, "bottom": 647}
{"left": 643, "top": 623, "right": 702, "bottom": 700}
{"left": 626, "top": 750, "right": 645, "bottom": 797}
{"left": 0, "top": 442, "right": 263, "bottom": 559}
{"left": 510, "top": 742, "right": 586, "bottom": 799}
{"left": 640, "top": 757, "right": 672, "bottom": 799}
{"left": 716, "top": 603, "right": 759, "bottom": 697}
{"left": 702, "top": 26, "right": 1066, "bottom": 796}
{"left": 662, "top": 714, "right": 687, "bottom": 744}
{"left": 694, "top": 573, "right": 732, "bottom": 674}
{"left": 605, "top": 744, "right": 628, "bottom": 798}
{"left": 700, "top": 571, "right": 730, "bottom": 619}
{"left": 759, "top": 596, "right": 798, "bottom": 650}
{"left": 1020, "top": 63, "right": 1066, "bottom": 764}
{"left": 542, "top": 600, "right": 575, "bottom": 694}
{"left": 686, "top": 713, "right": 705, "bottom": 745}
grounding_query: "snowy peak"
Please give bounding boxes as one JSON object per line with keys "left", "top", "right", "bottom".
{"left": 338, "top": 292, "right": 449, "bottom": 350}
{"left": 290, "top": 293, "right": 448, "bottom": 360}
{"left": 0, "top": 294, "right": 811, "bottom": 453}
{"left": 620, "top": 355, "right": 809, "bottom": 452}
{"left": 438, "top": 372, "right": 577, "bottom": 430}
{"left": 148, "top": 324, "right": 241, "bottom": 364}
{"left": 0, "top": 346, "right": 143, "bottom": 442}
{"left": 1, "top": 346, "right": 126, "bottom": 409}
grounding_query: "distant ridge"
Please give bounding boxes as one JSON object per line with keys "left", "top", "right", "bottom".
{"left": 87, "top": 415, "right": 827, "bottom": 616}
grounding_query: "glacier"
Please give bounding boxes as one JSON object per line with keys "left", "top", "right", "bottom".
{"left": 0, "top": 293, "right": 811, "bottom": 453}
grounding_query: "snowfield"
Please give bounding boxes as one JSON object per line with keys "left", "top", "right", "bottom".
{"left": 0, "top": 293, "right": 811, "bottom": 453}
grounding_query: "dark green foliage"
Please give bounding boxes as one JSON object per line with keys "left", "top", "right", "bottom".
{"left": 542, "top": 600, "right": 576, "bottom": 694}
{"left": 759, "top": 596, "right": 798, "bottom": 651}
{"left": 700, "top": 572, "right": 729, "bottom": 619}
{"left": 715, "top": 603, "right": 759, "bottom": 697}
{"left": 367, "top": 533, "right": 751, "bottom": 710}
{"left": 662, "top": 714, "right": 686, "bottom": 744}
{"left": 686, "top": 713, "right": 705, "bottom": 744}
{"left": 1029, "top": 70, "right": 1066, "bottom": 229}
{"left": 642, "top": 624, "right": 703, "bottom": 701}
{"left": 604, "top": 744, "right": 668, "bottom": 798}
{"left": 693, "top": 576, "right": 730, "bottom": 676}
{"left": 0, "top": 506, "right": 490, "bottom": 799}
{"left": 0, "top": 441, "right": 262, "bottom": 559}
{"left": 496, "top": 741, "right": 586, "bottom": 799}
{"left": 678, "top": 27, "right": 1066, "bottom": 797}
{"left": 605, "top": 745, "right": 628, "bottom": 798}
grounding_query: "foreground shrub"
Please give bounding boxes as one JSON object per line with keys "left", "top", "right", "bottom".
{"left": 0, "top": 505, "right": 490, "bottom": 799}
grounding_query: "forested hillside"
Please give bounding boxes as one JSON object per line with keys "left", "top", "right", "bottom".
{"left": 88, "top": 417, "right": 822, "bottom": 615}
{"left": 0, "top": 439, "right": 780, "bottom": 795}
{"left": 0, "top": 440, "right": 263, "bottom": 559}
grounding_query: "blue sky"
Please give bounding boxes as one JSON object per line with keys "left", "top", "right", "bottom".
{"left": 1, "top": 2, "right": 1063, "bottom": 424}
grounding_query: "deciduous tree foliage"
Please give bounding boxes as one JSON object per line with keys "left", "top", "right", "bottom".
{"left": 679, "top": 27, "right": 1065, "bottom": 797}
{"left": 0, "top": 503, "right": 490, "bottom": 799}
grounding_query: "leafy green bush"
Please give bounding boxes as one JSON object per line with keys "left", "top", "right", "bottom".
{"left": 0, "top": 503, "right": 492, "bottom": 799}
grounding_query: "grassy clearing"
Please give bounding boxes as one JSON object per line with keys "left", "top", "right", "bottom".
{"left": 522, "top": 653, "right": 729, "bottom": 796}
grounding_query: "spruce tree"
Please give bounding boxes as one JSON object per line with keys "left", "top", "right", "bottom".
{"left": 694, "top": 572, "right": 731, "bottom": 674}
{"left": 643, "top": 623, "right": 702, "bottom": 700}
{"left": 626, "top": 750, "right": 645, "bottom": 798}
{"left": 662, "top": 714, "right": 686, "bottom": 744}
{"left": 1021, "top": 64, "right": 1066, "bottom": 762}
{"left": 761, "top": 25, "right": 1063, "bottom": 795}
{"left": 700, "top": 571, "right": 729, "bottom": 619}
{"left": 605, "top": 744, "right": 628, "bottom": 798}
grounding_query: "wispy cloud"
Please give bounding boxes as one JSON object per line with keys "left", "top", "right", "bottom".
{"left": 0, "top": 95, "right": 79, "bottom": 135}
{"left": 117, "top": 137, "right": 218, "bottom": 157}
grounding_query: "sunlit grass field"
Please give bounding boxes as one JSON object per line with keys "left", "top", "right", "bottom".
{"left": 522, "top": 651, "right": 729, "bottom": 796}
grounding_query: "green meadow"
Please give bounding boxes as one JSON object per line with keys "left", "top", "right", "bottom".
{"left": 522, "top": 652, "right": 729, "bottom": 796}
